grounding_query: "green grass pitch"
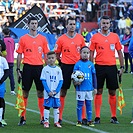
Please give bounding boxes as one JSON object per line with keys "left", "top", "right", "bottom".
{"left": 1, "top": 64, "right": 133, "bottom": 133}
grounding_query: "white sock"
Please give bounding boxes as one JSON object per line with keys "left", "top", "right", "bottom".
{"left": 0, "top": 108, "right": 3, "bottom": 122}
{"left": 53, "top": 108, "right": 59, "bottom": 123}
{"left": 44, "top": 109, "right": 50, "bottom": 123}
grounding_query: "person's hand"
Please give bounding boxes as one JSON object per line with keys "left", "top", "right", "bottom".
{"left": 119, "top": 68, "right": 123, "bottom": 76}
{"left": 118, "top": 68, "right": 123, "bottom": 77}
{"left": 16, "top": 69, "right": 22, "bottom": 83}
{"left": 48, "top": 92, "right": 53, "bottom": 97}
{"left": 73, "top": 80, "right": 81, "bottom": 86}
{"left": 52, "top": 91, "right": 56, "bottom": 96}
{"left": 93, "top": 89, "right": 97, "bottom": 95}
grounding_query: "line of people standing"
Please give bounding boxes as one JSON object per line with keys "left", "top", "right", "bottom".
{"left": 1, "top": 15, "right": 129, "bottom": 128}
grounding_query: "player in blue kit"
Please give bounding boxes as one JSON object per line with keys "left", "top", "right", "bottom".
{"left": 73, "top": 46, "right": 97, "bottom": 127}
{"left": 40, "top": 51, "right": 63, "bottom": 128}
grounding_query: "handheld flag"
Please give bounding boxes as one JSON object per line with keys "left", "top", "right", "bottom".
{"left": 117, "top": 73, "right": 126, "bottom": 114}
{"left": 15, "top": 83, "right": 25, "bottom": 117}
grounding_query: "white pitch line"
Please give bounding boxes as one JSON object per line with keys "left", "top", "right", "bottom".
{"left": 5, "top": 101, "right": 109, "bottom": 133}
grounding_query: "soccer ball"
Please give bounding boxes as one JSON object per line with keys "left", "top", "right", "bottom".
{"left": 71, "top": 70, "right": 84, "bottom": 83}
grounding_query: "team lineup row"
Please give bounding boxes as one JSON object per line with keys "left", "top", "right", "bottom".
{"left": 1, "top": 15, "right": 131, "bottom": 128}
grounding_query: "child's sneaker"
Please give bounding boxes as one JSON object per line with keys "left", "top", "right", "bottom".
{"left": 54, "top": 122, "right": 62, "bottom": 128}
{"left": 87, "top": 121, "right": 95, "bottom": 127}
{"left": 44, "top": 122, "right": 49, "bottom": 128}
{"left": 76, "top": 121, "right": 82, "bottom": 127}
{"left": 1, "top": 119, "right": 7, "bottom": 126}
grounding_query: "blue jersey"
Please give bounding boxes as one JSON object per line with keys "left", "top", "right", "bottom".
{"left": 74, "top": 60, "right": 96, "bottom": 91}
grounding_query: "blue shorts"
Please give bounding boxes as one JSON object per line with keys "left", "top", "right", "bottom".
{"left": 44, "top": 97, "right": 60, "bottom": 108}
{"left": 0, "top": 82, "right": 6, "bottom": 98}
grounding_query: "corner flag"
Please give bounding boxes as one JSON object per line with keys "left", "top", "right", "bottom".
{"left": 15, "top": 83, "right": 25, "bottom": 117}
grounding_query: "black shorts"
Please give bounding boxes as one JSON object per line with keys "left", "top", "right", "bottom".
{"left": 95, "top": 64, "right": 119, "bottom": 90}
{"left": 22, "top": 64, "right": 44, "bottom": 91}
{"left": 61, "top": 63, "right": 74, "bottom": 90}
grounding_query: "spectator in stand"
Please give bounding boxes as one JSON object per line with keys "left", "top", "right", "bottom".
{"left": 110, "top": 5, "right": 118, "bottom": 19}
{"left": 69, "top": 10, "right": 76, "bottom": 18}
{"left": 20, "top": 0, "right": 26, "bottom": 4}
{"left": 110, "top": 17, "right": 118, "bottom": 33}
{"left": 61, "top": 15, "right": 68, "bottom": 33}
{"left": 122, "top": 27, "right": 133, "bottom": 73}
{"left": 123, "top": 2, "right": 130, "bottom": 17}
{"left": 49, "top": 5, "right": 54, "bottom": 14}
{"left": 99, "top": 0, "right": 108, "bottom": 7}
{"left": 92, "top": 0, "right": 99, "bottom": 20}
{"left": 125, "top": 16, "right": 132, "bottom": 28}
{"left": 128, "top": 5, "right": 133, "bottom": 20}
{"left": 75, "top": 18, "right": 81, "bottom": 33}
{"left": 86, "top": 0, "right": 93, "bottom": 22}
{"left": 26, "top": 0, "right": 32, "bottom": 9}
{"left": 54, "top": 16, "right": 60, "bottom": 27}
{"left": 81, "top": 0, "right": 87, "bottom": 18}
{"left": 81, "top": 27, "right": 88, "bottom": 42}
{"left": 57, "top": 22, "right": 64, "bottom": 37}
{"left": 11, "top": 0, "right": 20, "bottom": 13}
{"left": 2, "top": 0, "right": 12, "bottom": 13}
{"left": 51, "top": 22, "right": 57, "bottom": 35}
{"left": 0, "top": 12, "right": 8, "bottom": 26}
{"left": 118, "top": 16, "right": 126, "bottom": 35}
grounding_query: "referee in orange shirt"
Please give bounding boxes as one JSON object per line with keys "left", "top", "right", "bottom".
{"left": 89, "top": 15, "right": 124, "bottom": 124}
{"left": 54, "top": 17, "right": 86, "bottom": 124}
{"left": 16, "top": 17, "right": 49, "bottom": 126}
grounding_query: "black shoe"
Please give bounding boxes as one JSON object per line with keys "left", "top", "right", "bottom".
{"left": 18, "top": 116, "right": 26, "bottom": 126}
{"left": 82, "top": 118, "right": 87, "bottom": 125}
{"left": 93, "top": 117, "right": 100, "bottom": 124}
{"left": 40, "top": 117, "right": 44, "bottom": 125}
{"left": 110, "top": 117, "right": 119, "bottom": 124}
{"left": 58, "top": 119, "right": 62, "bottom": 125}
{"left": 0, "top": 122, "right": 4, "bottom": 128}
